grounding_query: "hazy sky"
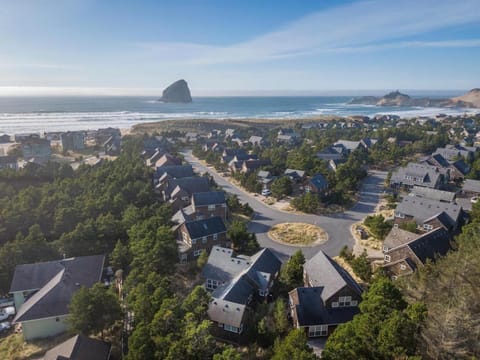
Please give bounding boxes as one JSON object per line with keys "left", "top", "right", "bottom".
{"left": 0, "top": 0, "right": 479, "bottom": 95}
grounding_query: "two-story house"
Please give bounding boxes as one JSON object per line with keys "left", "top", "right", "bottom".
{"left": 390, "top": 162, "right": 447, "bottom": 190}
{"left": 289, "top": 250, "right": 363, "bottom": 338}
{"left": 382, "top": 227, "right": 451, "bottom": 278}
{"left": 10, "top": 255, "right": 105, "bottom": 341}
{"left": 154, "top": 164, "right": 195, "bottom": 187}
{"left": 21, "top": 138, "right": 52, "bottom": 160}
{"left": 177, "top": 217, "right": 227, "bottom": 263}
{"left": 203, "top": 246, "right": 281, "bottom": 339}
{"left": 162, "top": 176, "right": 210, "bottom": 211}
{"left": 305, "top": 174, "right": 329, "bottom": 195}
{"left": 191, "top": 191, "right": 227, "bottom": 221}
{"left": 394, "top": 196, "right": 463, "bottom": 233}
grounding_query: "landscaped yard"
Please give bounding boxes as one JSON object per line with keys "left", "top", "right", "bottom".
{"left": 268, "top": 222, "right": 328, "bottom": 246}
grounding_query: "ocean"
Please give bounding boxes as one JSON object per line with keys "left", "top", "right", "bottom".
{"left": 0, "top": 96, "right": 477, "bottom": 134}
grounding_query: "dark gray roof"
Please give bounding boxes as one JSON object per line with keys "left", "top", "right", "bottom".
{"left": 185, "top": 216, "right": 226, "bottom": 239}
{"left": 284, "top": 169, "right": 305, "bottom": 179}
{"left": 434, "top": 146, "right": 472, "bottom": 161}
{"left": 155, "top": 165, "right": 194, "bottom": 179}
{"left": 166, "top": 176, "right": 209, "bottom": 197}
{"left": 12, "top": 255, "right": 105, "bottom": 323}
{"left": 10, "top": 261, "right": 64, "bottom": 293}
{"left": 390, "top": 162, "right": 442, "bottom": 189}
{"left": 463, "top": 179, "right": 480, "bottom": 194}
{"left": 430, "top": 153, "right": 450, "bottom": 168}
{"left": 410, "top": 186, "right": 455, "bottom": 203}
{"left": 407, "top": 227, "right": 451, "bottom": 263}
{"left": 304, "top": 251, "right": 362, "bottom": 303}
{"left": 43, "top": 334, "right": 111, "bottom": 360}
{"left": 451, "top": 159, "right": 470, "bottom": 175}
{"left": 206, "top": 247, "right": 281, "bottom": 325}
{"left": 290, "top": 287, "right": 359, "bottom": 326}
{"left": 192, "top": 191, "right": 226, "bottom": 207}
{"left": 395, "top": 196, "right": 462, "bottom": 227}
{"left": 171, "top": 205, "right": 195, "bottom": 225}
{"left": 309, "top": 174, "right": 329, "bottom": 189}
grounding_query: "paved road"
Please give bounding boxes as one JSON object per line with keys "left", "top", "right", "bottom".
{"left": 182, "top": 150, "right": 387, "bottom": 260}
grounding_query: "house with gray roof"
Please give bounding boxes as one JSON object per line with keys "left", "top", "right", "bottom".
{"left": 203, "top": 246, "right": 281, "bottom": 337}
{"left": 163, "top": 176, "right": 210, "bottom": 211}
{"left": 248, "top": 136, "right": 265, "bottom": 147}
{"left": 10, "top": 255, "right": 105, "bottom": 341}
{"left": 433, "top": 145, "right": 474, "bottom": 162}
{"left": 290, "top": 250, "right": 362, "bottom": 338}
{"left": 178, "top": 217, "right": 227, "bottom": 263}
{"left": 42, "top": 334, "right": 111, "bottom": 360}
{"left": 383, "top": 227, "right": 451, "bottom": 278}
{"left": 191, "top": 191, "right": 227, "bottom": 222}
{"left": 390, "top": 162, "right": 447, "bottom": 190}
{"left": 462, "top": 179, "right": 480, "bottom": 197}
{"left": 394, "top": 196, "right": 463, "bottom": 232}
{"left": 305, "top": 174, "right": 329, "bottom": 194}
{"left": 410, "top": 186, "right": 455, "bottom": 203}
{"left": 333, "top": 140, "right": 361, "bottom": 153}
{"left": 284, "top": 169, "right": 306, "bottom": 182}
{"left": 154, "top": 164, "right": 195, "bottom": 185}
{"left": 316, "top": 146, "right": 346, "bottom": 161}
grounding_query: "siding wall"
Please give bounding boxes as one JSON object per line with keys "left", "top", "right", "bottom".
{"left": 22, "top": 315, "right": 69, "bottom": 341}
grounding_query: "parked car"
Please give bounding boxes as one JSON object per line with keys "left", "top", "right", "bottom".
{"left": 0, "top": 321, "right": 11, "bottom": 333}
{"left": 261, "top": 189, "right": 272, "bottom": 196}
{"left": 0, "top": 306, "right": 15, "bottom": 322}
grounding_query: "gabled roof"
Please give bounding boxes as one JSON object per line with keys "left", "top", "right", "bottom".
{"left": 304, "top": 251, "right": 362, "bottom": 303}
{"left": 155, "top": 165, "right": 194, "bottom": 179}
{"left": 430, "top": 153, "right": 450, "bottom": 168}
{"left": 166, "top": 176, "right": 210, "bottom": 197}
{"left": 242, "top": 159, "right": 271, "bottom": 170}
{"left": 155, "top": 154, "right": 182, "bottom": 167}
{"left": 289, "top": 287, "right": 359, "bottom": 327}
{"left": 284, "top": 169, "right": 305, "bottom": 179}
{"left": 451, "top": 159, "right": 470, "bottom": 175}
{"left": 171, "top": 205, "right": 195, "bottom": 225}
{"left": 184, "top": 216, "right": 226, "bottom": 239}
{"left": 334, "top": 140, "right": 361, "bottom": 152}
{"left": 309, "top": 173, "right": 329, "bottom": 189}
{"left": 192, "top": 191, "right": 226, "bottom": 207}
{"left": 206, "top": 247, "right": 281, "bottom": 315}
{"left": 407, "top": 227, "right": 451, "bottom": 263}
{"left": 410, "top": 186, "right": 455, "bottom": 203}
{"left": 12, "top": 255, "right": 105, "bottom": 323}
{"left": 384, "top": 228, "right": 421, "bottom": 250}
{"left": 248, "top": 136, "right": 263, "bottom": 144}
{"left": 43, "top": 334, "right": 111, "bottom": 360}
{"left": 207, "top": 298, "right": 245, "bottom": 328}
{"left": 463, "top": 179, "right": 480, "bottom": 193}
{"left": 395, "top": 196, "right": 462, "bottom": 227}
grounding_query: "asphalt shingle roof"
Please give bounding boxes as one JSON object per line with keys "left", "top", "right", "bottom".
{"left": 43, "top": 334, "right": 111, "bottom": 360}
{"left": 185, "top": 216, "right": 226, "bottom": 239}
{"left": 395, "top": 196, "right": 462, "bottom": 227}
{"left": 192, "top": 191, "right": 226, "bottom": 207}
{"left": 304, "top": 251, "right": 362, "bottom": 303}
{"left": 12, "top": 255, "right": 105, "bottom": 323}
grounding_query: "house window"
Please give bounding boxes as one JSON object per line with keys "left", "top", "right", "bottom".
{"left": 423, "top": 224, "right": 433, "bottom": 231}
{"left": 393, "top": 223, "right": 399, "bottom": 229}
{"left": 213, "top": 233, "right": 218, "bottom": 241}
{"left": 181, "top": 196, "right": 189, "bottom": 202}
{"left": 202, "top": 236, "right": 207, "bottom": 244}
{"left": 332, "top": 302, "right": 339, "bottom": 308}
{"left": 308, "top": 325, "right": 328, "bottom": 337}
{"left": 224, "top": 324, "right": 239, "bottom": 333}
{"left": 351, "top": 300, "right": 358, "bottom": 306}
{"left": 196, "top": 215, "right": 204, "bottom": 220}
{"left": 192, "top": 238, "right": 197, "bottom": 245}
{"left": 180, "top": 254, "right": 187, "bottom": 264}
{"left": 259, "top": 289, "right": 267, "bottom": 297}
{"left": 384, "top": 254, "right": 391, "bottom": 262}
{"left": 193, "top": 249, "right": 203, "bottom": 257}
{"left": 400, "top": 264, "right": 407, "bottom": 271}
{"left": 206, "top": 279, "right": 219, "bottom": 290}
{"left": 55, "top": 317, "right": 60, "bottom": 322}
{"left": 395, "top": 212, "right": 405, "bottom": 219}
{"left": 339, "top": 296, "right": 352, "bottom": 307}
{"left": 182, "top": 231, "right": 189, "bottom": 243}
{"left": 383, "top": 245, "right": 389, "bottom": 253}
{"left": 208, "top": 205, "right": 216, "bottom": 211}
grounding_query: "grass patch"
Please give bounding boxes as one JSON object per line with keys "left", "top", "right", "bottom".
{"left": 0, "top": 333, "right": 71, "bottom": 360}
{"left": 268, "top": 223, "right": 327, "bottom": 246}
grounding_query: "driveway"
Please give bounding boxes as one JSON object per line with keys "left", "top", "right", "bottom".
{"left": 182, "top": 150, "right": 387, "bottom": 260}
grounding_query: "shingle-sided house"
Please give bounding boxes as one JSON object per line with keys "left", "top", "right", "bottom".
{"left": 42, "top": 334, "right": 111, "bottom": 360}
{"left": 390, "top": 162, "right": 447, "bottom": 190}
{"left": 394, "top": 196, "right": 463, "bottom": 233}
{"left": 154, "top": 164, "right": 195, "bottom": 186}
{"left": 316, "top": 146, "right": 345, "bottom": 161}
{"left": 290, "top": 250, "right": 363, "bottom": 338}
{"left": 163, "top": 176, "right": 210, "bottom": 211}
{"left": 284, "top": 169, "right": 306, "bottom": 183}
{"left": 191, "top": 191, "right": 227, "bottom": 221}
{"left": 203, "top": 246, "right": 281, "bottom": 337}
{"left": 155, "top": 153, "right": 182, "bottom": 168}
{"left": 382, "top": 227, "right": 451, "bottom": 278}
{"left": 10, "top": 255, "right": 105, "bottom": 341}
{"left": 305, "top": 174, "right": 329, "bottom": 194}
{"left": 0, "top": 155, "right": 18, "bottom": 170}
{"left": 178, "top": 217, "right": 227, "bottom": 263}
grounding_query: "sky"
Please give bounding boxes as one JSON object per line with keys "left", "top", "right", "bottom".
{"left": 0, "top": 0, "right": 479, "bottom": 96}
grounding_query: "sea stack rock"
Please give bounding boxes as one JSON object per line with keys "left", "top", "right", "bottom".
{"left": 159, "top": 79, "right": 192, "bottom": 103}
